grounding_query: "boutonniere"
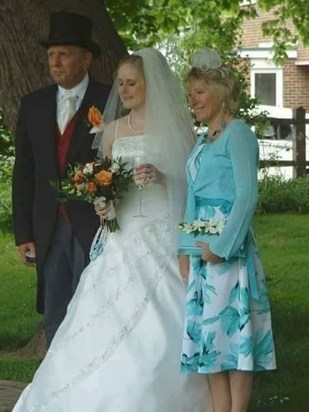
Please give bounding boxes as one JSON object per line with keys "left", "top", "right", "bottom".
{"left": 88, "top": 105, "right": 104, "bottom": 134}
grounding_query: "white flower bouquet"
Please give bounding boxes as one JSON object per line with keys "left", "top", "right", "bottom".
{"left": 178, "top": 218, "right": 225, "bottom": 237}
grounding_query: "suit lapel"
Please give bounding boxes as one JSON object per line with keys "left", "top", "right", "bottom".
{"left": 40, "top": 86, "right": 59, "bottom": 178}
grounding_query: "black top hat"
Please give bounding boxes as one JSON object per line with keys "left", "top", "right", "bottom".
{"left": 39, "top": 11, "right": 101, "bottom": 58}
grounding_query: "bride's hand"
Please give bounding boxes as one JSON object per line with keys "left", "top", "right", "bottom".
{"left": 94, "top": 203, "right": 110, "bottom": 220}
{"left": 94, "top": 200, "right": 117, "bottom": 221}
{"left": 133, "top": 163, "right": 165, "bottom": 185}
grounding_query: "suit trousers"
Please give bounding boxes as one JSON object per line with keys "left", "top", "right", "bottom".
{"left": 42, "top": 215, "right": 88, "bottom": 346}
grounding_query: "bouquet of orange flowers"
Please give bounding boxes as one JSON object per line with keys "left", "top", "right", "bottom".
{"left": 53, "top": 157, "right": 133, "bottom": 232}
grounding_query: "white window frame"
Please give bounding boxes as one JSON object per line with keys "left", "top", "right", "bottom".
{"left": 250, "top": 59, "right": 283, "bottom": 109}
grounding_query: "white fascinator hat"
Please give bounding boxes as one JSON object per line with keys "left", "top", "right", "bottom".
{"left": 191, "top": 47, "right": 222, "bottom": 71}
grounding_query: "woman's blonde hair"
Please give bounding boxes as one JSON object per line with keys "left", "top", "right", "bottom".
{"left": 187, "top": 65, "right": 240, "bottom": 113}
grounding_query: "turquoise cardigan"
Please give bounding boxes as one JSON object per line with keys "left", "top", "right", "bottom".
{"left": 178, "top": 119, "right": 260, "bottom": 299}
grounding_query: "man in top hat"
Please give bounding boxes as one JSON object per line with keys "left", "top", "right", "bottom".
{"left": 12, "top": 11, "right": 112, "bottom": 346}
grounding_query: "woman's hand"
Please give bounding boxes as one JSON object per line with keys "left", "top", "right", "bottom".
{"left": 196, "top": 241, "right": 224, "bottom": 264}
{"left": 94, "top": 203, "right": 110, "bottom": 221}
{"left": 178, "top": 254, "right": 190, "bottom": 282}
{"left": 94, "top": 200, "right": 117, "bottom": 223}
{"left": 133, "top": 163, "right": 165, "bottom": 186}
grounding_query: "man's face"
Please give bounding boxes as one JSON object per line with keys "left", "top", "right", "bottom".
{"left": 47, "top": 45, "right": 92, "bottom": 89}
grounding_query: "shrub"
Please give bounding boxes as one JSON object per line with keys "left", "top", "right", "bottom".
{"left": 257, "top": 176, "right": 309, "bottom": 214}
{"left": 0, "top": 109, "right": 14, "bottom": 157}
{"left": 0, "top": 156, "right": 14, "bottom": 233}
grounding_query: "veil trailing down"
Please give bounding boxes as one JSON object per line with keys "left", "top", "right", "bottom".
{"left": 13, "top": 48, "right": 212, "bottom": 411}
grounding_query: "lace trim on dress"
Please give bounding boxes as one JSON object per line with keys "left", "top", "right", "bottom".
{"left": 112, "top": 134, "right": 146, "bottom": 160}
{"left": 28, "top": 217, "right": 174, "bottom": 411}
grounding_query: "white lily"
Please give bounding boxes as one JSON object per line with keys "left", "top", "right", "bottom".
{"left": 93, "top": 196, "right": 107, "bottom": 210}
{"left": 83, "top": 162, "right": 94, "bottom": 175}
{"left": 110, "top": 162, "right": 120, "bottom": 173}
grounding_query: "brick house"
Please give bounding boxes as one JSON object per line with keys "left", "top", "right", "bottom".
{"left": 239, "top": 1, "right": 309, "bottom": 138}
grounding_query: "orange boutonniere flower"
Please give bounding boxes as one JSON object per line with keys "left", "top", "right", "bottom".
{"left": 88, "top": 105, "right": 103, "bottom": 128}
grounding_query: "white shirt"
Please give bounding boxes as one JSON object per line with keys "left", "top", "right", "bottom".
{"left": 57, "top": 73, "right": 89, "bottom": 121}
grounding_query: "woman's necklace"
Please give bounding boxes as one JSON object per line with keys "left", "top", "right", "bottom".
{"left": 206, "top": 117, "right": 234, "bottom": 142}
{"left": 208, "top": 120, "right": 226, "bottom": 141}
{"left": 127, "top": 111, "right": 145, "bottom": 134}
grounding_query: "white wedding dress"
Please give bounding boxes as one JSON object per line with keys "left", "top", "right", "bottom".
{"left": 13, "top": 136, "right": 212, "bottom": 412}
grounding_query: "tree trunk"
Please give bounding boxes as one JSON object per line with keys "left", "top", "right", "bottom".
{"left": 0, "top": 380, "right": 28, "bottom": 412}
{"left": 0, "top": 0, "right": 127, "bottom": 133}
{"left": 7, "top": 321, "right": 46, "bottom": 359}
{"left": 0, "top": 0, "right": 126, "bottom": 358}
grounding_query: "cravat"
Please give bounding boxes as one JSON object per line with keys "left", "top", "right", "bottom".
{"left": 58, "top": 93, "right": 78, "bottom": 134}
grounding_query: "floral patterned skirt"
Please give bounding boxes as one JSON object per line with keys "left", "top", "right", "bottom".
{"left": 180, "top": 254, "right": 276, "bottom": 374}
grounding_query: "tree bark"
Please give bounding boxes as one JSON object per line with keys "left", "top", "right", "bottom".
{"left": 7, "top": 321, "right": 47, "bottom": 359}
{"left": 0, "top": 0, "right": 127, "bottom": 133}
{"left": 0, "top": 380, "right": 28, "bottom": 412}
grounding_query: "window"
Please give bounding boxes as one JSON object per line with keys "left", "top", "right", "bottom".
{"left": 250, "top": 64, "right": 283, "bottom": 108}
{"left": 255, "top": 73, "right": 276, "bottom": 105}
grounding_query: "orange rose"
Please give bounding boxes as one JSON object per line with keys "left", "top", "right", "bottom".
{"left": 88, "top": 106, "right": 102, "bottom": 127}
{"left": 73, "top": 170, "right": 86, "bottom": 184}
{"left": 87, "top": 181, "right": 97, "bottom": 193}
{"left": 95, "top": 170, "right": 113, "bottom": 186}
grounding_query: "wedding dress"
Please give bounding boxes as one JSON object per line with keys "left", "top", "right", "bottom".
{"left": 13, "top": 135, "right": 212, "bottom": 412}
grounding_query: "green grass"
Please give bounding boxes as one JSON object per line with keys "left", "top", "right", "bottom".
{"left": 0, "top": 233, "right": 41, "bottom": 381}
{"left": 0, "top": 215, "right": 308, "bottom": 411}
{"left": 249, "top": 214, "right": 309, "bottom": 412}
{"left": 0, "top": 357, "right": 41, "bottom": 381}
{"left": 0, "top": 235, "right": 41, "bottom": 348}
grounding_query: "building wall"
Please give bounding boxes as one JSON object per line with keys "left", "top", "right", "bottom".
{"left": 241, "top": 4, "right": 309, "bottom": 113}
{"left": 241, "top": 7, "right": 294, "bottom": 48}
{"left": 283, "top": 62, "right": 309, "bottom": 110}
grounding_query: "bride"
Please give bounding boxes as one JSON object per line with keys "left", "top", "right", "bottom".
{"left": 13, "top": 48, "right": 212, "bottom": 411}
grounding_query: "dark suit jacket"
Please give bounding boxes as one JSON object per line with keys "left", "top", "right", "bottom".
{"left": 12, "top": 77, "right": 111, "bottom": 312}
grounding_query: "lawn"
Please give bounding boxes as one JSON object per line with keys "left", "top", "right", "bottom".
{"left": 0, "top": 214, "right": 308, "bottom": 411}
{"left": 250, "top": 214, "right": 309, "bottom": 411}
{"left": 0, "top": 234, "right": 41, "bottom": 381}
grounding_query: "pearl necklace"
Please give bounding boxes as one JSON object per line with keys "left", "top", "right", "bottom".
{"left": 127, "top": 111, "right": 145, "bottom": 133}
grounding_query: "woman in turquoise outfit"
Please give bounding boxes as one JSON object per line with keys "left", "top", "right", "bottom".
{"left": 178, "top": 48, "right": 276, "bottom": 412}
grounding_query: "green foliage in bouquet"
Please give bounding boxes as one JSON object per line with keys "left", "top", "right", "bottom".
{"left": 53, "top": 157, "right": 133, "bottom": 204}
{"left": 51, "top": 157, "right": 133, "bottom": 233}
